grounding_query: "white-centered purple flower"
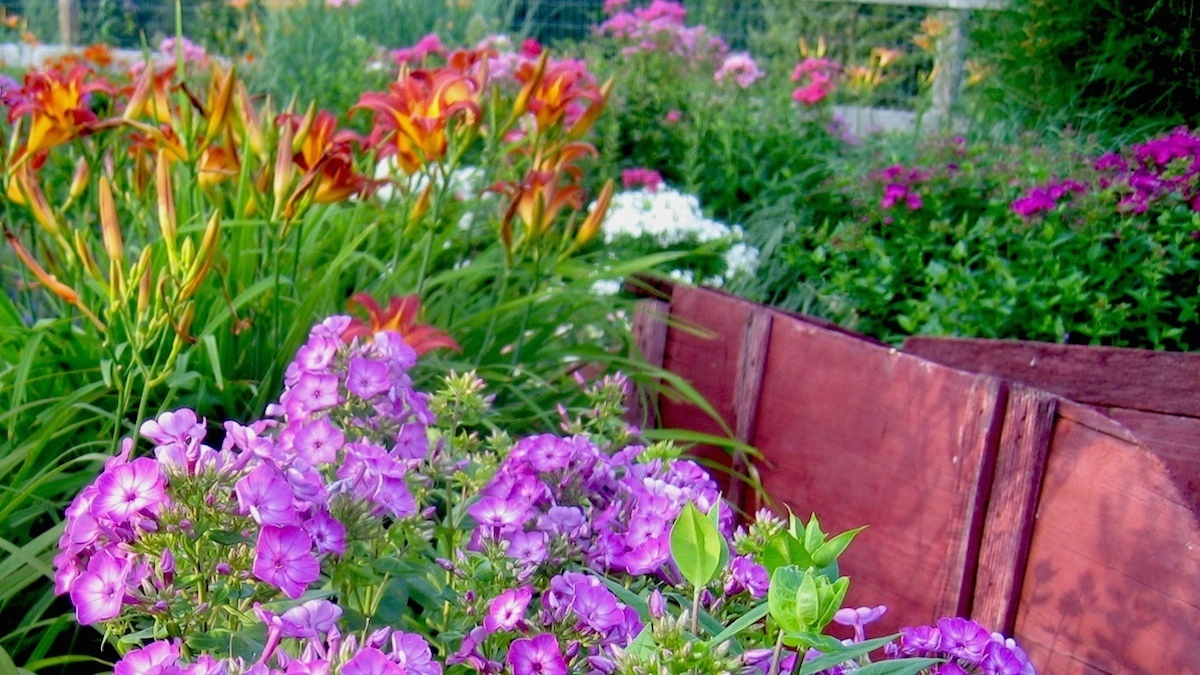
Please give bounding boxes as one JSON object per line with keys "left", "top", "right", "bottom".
{"left": 342, "top": 647, "right": 404, "bottom": 675}
{"left": 979, "top": 641, "right": 1028, "bottom": 675}
{"left": 346, "top": 356, "right": 392, "bottom": 399}
{"left": 305, "top": 508, "right": 347, "bottom": 556}
{"left": 279, "top": 599, "right": 343, "bottom": 638}
{"left": 70, "top": 548, "right": 130, "bottom": 625}
{"left": 140, "top": 409, "right": 205, "bottom": 447}
{"left": 92, "top": 457, "right": 166, "bottom": 523}
{"left": 235, "top": 464, "right": 297, "bottom": 526}
{"left": 252, "top": 525, "right": 320, "bottom": 599}
{"left": 113, "top": 639, "right": 181, "bottom": 675}
{"left": 292, "top": 417, "right": 345, "bottom": 467}
{"left": 938, "top": 617, "right": 992, "bottom": 663}
{"left": 484, "top": 585, "right": 533, "bottom": 632}
{"left": 507, "top": 633, "right": 567, "bottom": 675}
{"left": 390, "top": 632, "right": 441, "bottom": 675}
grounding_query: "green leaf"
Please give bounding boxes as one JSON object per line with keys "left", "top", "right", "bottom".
{"left": 670, "top": 501, "right": 723, "bottom": 589}
{"left": 798, "top": 634, "right": 900, "bottom": 675}
{"left": 817, "top": 577, "right": 850, "bottom": 629}
{"left": 812, "top": 526, "right": 866, "bottom": 569}
{"left": 795, "top": 570, "right": 820, "bottom": 627}
{"left": 625, "top": 626, "right": 657, "bottom": 659}
{"left": 704, "top": 602, "right": 770, "bottom": 648}
{"left": 768, "top": 565, "right": 803, "bottom": 633}
{"left": 804, "top": 514, "right": 824, "bottom": 553}
{"left": 854, "top": 658, "right": 944, "bottom": 675}
{"left": 787, "top": 631, "right": 844, "bottom": 653}
{"left": 208, "top": 530, "right": 248, "bottom": 546}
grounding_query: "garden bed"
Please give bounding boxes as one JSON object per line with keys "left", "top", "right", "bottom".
{"left": 633, "top": 279, "right": 1200, "bottom": 672}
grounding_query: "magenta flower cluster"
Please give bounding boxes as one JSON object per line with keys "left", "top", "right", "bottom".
{"left": 620, "top": 167, "right": 664, "bottom": 192}
{"left": 596, "top": 0, "right": 728, "bottom": 64}
{"left": 111, "top": 615, "right": 441, "bottom": 675}
{"left": 874, "top": 164, "right": 929, "bottom": 211}
{"left": 886, "top": 617, "right": 1035, "bottom": 675}
{"left": 1094, "top": 127, "right": 1200, "bottom": 214}
{"left": 1009, "top": 179, "right": 1086, "bottom": 219}
{"left": 792, "top": 57, "right": 840, "bottom": 107}
{"left": 714, "top": 52, "right": 765, "bottom": 89}
{"left": 55, "top": 314, "right": 431, "bottom": 627}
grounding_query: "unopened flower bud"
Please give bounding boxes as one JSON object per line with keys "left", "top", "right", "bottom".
{"left": 216, "top": 562, "right": 231, "bottom": 575}
{"left": 648, "top": 589, "right": 665, "bottom": 619}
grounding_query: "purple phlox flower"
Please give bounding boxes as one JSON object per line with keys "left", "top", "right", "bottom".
{"left": 304, "top": 508, "right": 347, "bottom": 556}
{"left": 934, "top": 664, "right": 970, "bottom": 675}
{"left": 291, "top": 418, "right": 345, "bottom": 468}
{"left": 370, "top": 331, "right": 418, "bottom": 372}
{"left": 293, "top": 332, "right": 340, "bottom": 373}
{"left": 448, "top": 626, "right": 497, "bottom": 672}
{"left": 979, "top": 641, "right": 1029, "bottom": 675}
{"left": 621, "top": 167, "right": 664, "bottom": 192}
{"left": 223, "top": 420, "right": 277, "bottom": 459}
{"left": 346, "top": 356, "right": 392, "bottom": 400}
{"left": 342, "top": 647, "right": 403, "bottom": 675}
{"left": 899, "top": 624, "right": 942, "bottom": 656}
{"left": 484, "top": 585, "right": 533, "bottom": 632}
{"left": 538, "top": 505, "right": 588, "bottom": 538}
{"left": 92, "top": 457, "right": 167, "bottom": 523}
{"left": 281, "top": 372, "right": 342, "bottom": 418}
{"left": 548, "top": 572, "right": 626, "bottom": 633}
{"left": 714, "top": 52, "right": 764, "bottom": 88}
{"left": 508, "top": 633, "right": 568, "bottom": 675}
{"left": 141, "top": 408, "right": 205, "bottom": 448}
{"left": 178, "top": 654, "right": 228, "bottom": 675}
{"left": 280, "top": 599, "right": 343, "bottom": 638}
{"left": 989, "top": 634, "right": 1035, "bottom": 675}
{"left": 392, "top": 422, "right": 429, "bottom": 460}
{"left": 1010, "top": 188, "right": 1056, "bottom": 218}
{"left": 253, "top": 525, "right": 320, "bottom": 599}
{"left": 725, "top": 555, "right": 770, "bottom": 599}
{"left": 70, "top": 547, "right": 131, "bottom": 625}
{"left": 114, "top": 639, "right": 182, "bottom": 675}
{"left": 504, "top": 529, "right": 548, "bottom": 567}
{"left": 619, "top": 532, "right": 671, "bottom": 575}
{"left": 284, "top": 465, "right": 329, "bottom": 506}
{"left": 744, "top": 648, "right": 796, "bottom": 674}
{"left": 937, "top": 617, "right": 992, "bottom": 664}
{"left": 390, "top": 632, "right": 441, "bottom": 675}
{"left": 469, "top": 496, "right": 531, "bottom": 533}
{"left": 236, "top": 464, "right": 297, "bottom": 526}
{"left": 833, "top": 604, "right": 887, "bottom": 643}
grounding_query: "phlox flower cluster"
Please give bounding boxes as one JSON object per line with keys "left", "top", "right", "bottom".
{"left": 874, "top": 164, "right": 929, "bottom": 211}
{"left": 620, "top": 167, "right": 663, "bottom": 192}
{"left": 1009, "top": 179, "right": 1086, "bottom": 219}
{"left": 111, "top": 616, "right": 440, "bottom": 675}
{"left": 792, "top": 57, "right": 840, "bottom": 107}
{"left": 469, "top": 432, "right": 725, "bottom": 576}
{"left": 714, "top": 52, "right": 765, "bottom": 89}
{"left": 54, "top": 315, "right": 432, "bottom": 629}
{"left": 390, "top": 33, "right": 447, "bottom": 66}
{"left": 885, "top": 617, "right": 1035, "bottom": 675}
{"left": 596, "top": 0, "right": 728, "bottom": 64}
{"left": 1093, "top": 127, "right": 1200, "bottom": 214}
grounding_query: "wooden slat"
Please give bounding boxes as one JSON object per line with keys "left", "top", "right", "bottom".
{"left": 905, "top": 336, "right": 1200, "bottom": 418}
{"left": 727, "top": 310, "right": 773, "bottom": 513}
{"left": 626, "top": 298, "right": 670, "bottom": 430}
{"left": 795, "top": 0, "right": 1007, "bottom": 9}
{"left": 971, "top": 385, "right": 1057, "bottom": 633}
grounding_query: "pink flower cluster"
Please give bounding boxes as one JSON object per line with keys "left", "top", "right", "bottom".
{"left": 390, "top": 33, "right": 447, "bottom": 66}
{"left": 714, "top": 52, "right": 765, "bottom": 89}
{"left": 792, "top": 57, "right": 840, "bottom": 107}
{"left": 1010, "top": 179, "right": 1086, "bottom": 218}
{"left": 875, "top": 164, "right": 929, "bottom": 211}
{"left": 596, "top": 0, "right": 728, "bottom": 63}
{"left": 55, "top": 315, "right": 432, "bottom": 625}
{"left": 158, "top": 37, "right": 207, "bottom": 64}
{"left": 111, "top": 620, "right": 441, "bottom": 675}
{"left": 1094, "top": 127, "right": 1200, "bottom": 214}
{"left": 621, "top": 167, "right": 664, "bottom": 192}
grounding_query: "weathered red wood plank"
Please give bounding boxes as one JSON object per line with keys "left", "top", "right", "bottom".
{"left": 1104, "top": 407, "right": 1200, "bottom": 516}
{"left": 727, "top": 309, "right": 773, "bottom": 513}
{"left": 904, "top": 336, "right": 1200, "bottom": 418}
{"left": 1014, "top": 414, "right": 1200, "bottom": 673}
{"left": 627, "top": 298, "right": 671, "bottom": 430}
{"left": 971, "top": 385, "right": 1056, "bottom": 634}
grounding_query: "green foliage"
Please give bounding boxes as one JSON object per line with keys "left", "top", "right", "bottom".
{"left": 669, "top": 501, "right": 727, "bottom": 589}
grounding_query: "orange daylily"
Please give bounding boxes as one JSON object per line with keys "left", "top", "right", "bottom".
{"left": 82, "top": 44, "right": 114, "bottom": 68}
{"left": 279, "top": 109, "right": 369, "bottom": 204}
{"left": 515, "top": 57, "right": 604, "bottom": 132}
{"left": 6, "top": 65, "right": 113, "bottom": 162}
{"left": 123, "top": 62, "right": 177, "bottom": 125}
{"left": 343, "top": 293, "right": 460, "bottom": 356}
{"left": 355, "top": 67, "right": 480, "bottom": 174}
{"left": 197, "top": 140, "right": 240, "bottom": 190}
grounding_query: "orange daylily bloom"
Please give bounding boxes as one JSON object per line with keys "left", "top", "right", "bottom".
{"left": 343, "top": 293, "right": 460, "bottom": 356}
{"left": 279, "top": 109, "right": 369, "bottom": 203}
{"left": 123, "top": 62, "right": 177, "bottom": 125}
{"left": 82, "top": 44, "right": 114, "bottom": 68}
{"left": 197, "top": 140, "right": 240, "bottom": 189}
{"left": 356, "top": 67, "right": 480, "bottom": 174}
{"left": 515, "top": 57, "right": 603, "bottom": 132}
{"left": 6, "top": 65, "right": 112, "bottom": 161}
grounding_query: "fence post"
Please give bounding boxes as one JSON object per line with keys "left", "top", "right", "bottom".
{"left": 930, "top": 8, "right": 966, "bottom": 124}
{"left": 58, "top": 0, "right": 80, "bottom": 48}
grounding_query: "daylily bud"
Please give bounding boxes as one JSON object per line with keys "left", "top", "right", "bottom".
{"left": 137, "top": 254, "right": 152, "bottom": 319}
{"left": 566, "top": 77, "right": 614, "bottom": 140}
{"left": 175, "top": 302, "right": 195, "bottom": 342}
{"left": 574, "top": 179, "right": 613, "bottom": 249}
{"left": 203, "top": 65, "right": 236, "bottom": 147}
{"left": 9, "top": 163, "right": 61, "bottom": 239}
{"left": 291, "top": 101, "right": 317, "bottom": 154}
{"left": 5, "top": 228, "right": 103, "bottom": 330}
{"left": 68, "top": 157, "right": 89, "bottom": 200}
{"left": 179, "top": 238, "right": 195, "bottom": 273}
{"left": 232, "top": 80, "right": 265, "bottom": 159}
{"left": 181, "top": 211, "right": 221, "bottom": 300}
{"left": 98, "top": 176, "right": 123, "bottom": 262}
{"left": 73, "top": 230, "right": 104, "bottom": 284}
{"left": 155, "top": 150, "right": 178, "bottom": 272}
{"left": 408, "top": 182, "right": 432, "bottom": 228}
{"left": 123, "top": 63, "right": 153, "bottom": 121}
{"left": 271, "top": 122, "right": 295, "bottom": 222}
{"left": 511, "top": 50, "right": 548, "bottom": 122}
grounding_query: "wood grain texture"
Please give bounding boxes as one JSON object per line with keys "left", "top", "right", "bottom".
{"left": 627, "top": 299, "right": 670, "bottom": 430}
{"left": 904, "top": 336, "right": 1200, "bottom": 418}
{"left": 971, "top": 385, "right": 1057, "bottom": 634}
{"left": 727, "top": 310, "right": 773, "bottom": 513}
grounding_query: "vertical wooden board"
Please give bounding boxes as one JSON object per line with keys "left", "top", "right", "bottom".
{"left": 627, "top": 299, "right": 671, "bottom": 430}
{"left": 657, "top": 286, "right": 751, "bottom": 489}
{"left": 1014, "top": 410, "right": 1200, "bottom": 673}
{"left": 727, "top": 309, "right": 773, "bottom": 513}
{"left": 751, "top": 317, "right": 1005, "bottom": 637}
{"left": 971, "top": 385, "right": 1056, "bottom": 634}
